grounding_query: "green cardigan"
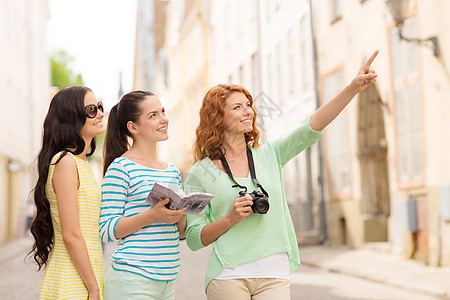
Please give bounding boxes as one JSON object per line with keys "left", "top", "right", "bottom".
{"left": 185, "top": 117, "right": 324, "bottom": 291}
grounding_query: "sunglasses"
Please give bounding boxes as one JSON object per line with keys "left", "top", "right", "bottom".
{"left": 85, "top": 102, "right": 104, "bottom": 118}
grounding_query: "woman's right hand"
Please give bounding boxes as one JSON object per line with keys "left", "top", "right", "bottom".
{"left": 198, "top": 194, "right": 254, "bottom": 247}
{"left": 227, "top": 195, "right": 253, "bottom": 226}
{"left": 150, "top": 199, "right": 187, "bottom": 224}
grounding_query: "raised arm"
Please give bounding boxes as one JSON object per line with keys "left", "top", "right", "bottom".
{"left": 310, "top": 50, "right": 379, "bottom": 131}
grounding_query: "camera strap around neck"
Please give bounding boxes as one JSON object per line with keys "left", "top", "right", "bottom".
{"left": 220, "top": 146, "right": 269, "bottom": 197}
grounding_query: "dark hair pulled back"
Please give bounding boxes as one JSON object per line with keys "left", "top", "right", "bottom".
{"left": 103, "top": 90, "right": 155, "bottom": 175}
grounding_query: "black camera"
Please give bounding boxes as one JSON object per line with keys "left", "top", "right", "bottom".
{"left": 239, "top": 190, "right": 270, "bottom": 214}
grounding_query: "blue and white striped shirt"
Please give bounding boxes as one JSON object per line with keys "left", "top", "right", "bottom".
{"left": 100, "top": 157, "right": 182, "bottom": 281}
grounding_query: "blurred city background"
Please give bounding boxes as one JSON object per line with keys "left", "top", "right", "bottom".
{"left": 1, "top": 0, "right": 450, "bottom": 299}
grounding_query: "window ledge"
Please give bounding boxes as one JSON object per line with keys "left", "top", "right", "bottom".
{"left": 330, "top": 15, "right": 342, "bottom": 25}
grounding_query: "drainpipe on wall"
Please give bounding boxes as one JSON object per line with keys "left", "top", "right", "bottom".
{"left": 309, "top": 0, "right": 328, "bottom": 244}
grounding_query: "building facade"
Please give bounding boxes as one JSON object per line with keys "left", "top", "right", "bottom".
{"left": 137, "top": 0, "right": 450, "bottom": 266}
{"left": 0, "top": 0, "right": 50, "bottom": 243}
{"left": 153, "top": 0, "right": 326, "bottom": 243}
{"left": 317, "top": 0, "right": 450, "bottom": 266}
{"left": 157, "top": 0, "right": 210, "bottom": 173}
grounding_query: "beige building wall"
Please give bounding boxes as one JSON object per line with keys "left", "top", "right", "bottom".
{"left": 316, "top": 0, "right": 450, "bottom": 266}
{"left": 255, "top": 0, "right": 323, "bottom": 241}
{"left": 158, "top": 0, "right": 325, "bottom": 241}
{"left": 146, "top": 0, "right": 450, "bottom": 266}
{"left": 316, "top": 0, "right": 392, "bottom": 248}
{"left": 157, "top": 0, "right": 210, "bottom": 177}
{"left": 417, "top": 0, "right": 450, "bottom": 267}
{"left": 421, "top": 0, "right": 450, "bottom": 267}
{"left": 0, "top": 0, "right": 50, "bottom": 243}
{"left": 207, "top": 0, "right": 324, "bottom": 240}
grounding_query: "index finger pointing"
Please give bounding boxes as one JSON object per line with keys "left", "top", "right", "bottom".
{"left": 365, "top": 50, "right": 379, "bottom": 68}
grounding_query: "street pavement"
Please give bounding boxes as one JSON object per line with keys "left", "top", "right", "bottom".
{"left": 297, "top": 245, "right": 450, "bottom": 300}
{"left": 1, "top": 236, "right": 449, "bottom": 299}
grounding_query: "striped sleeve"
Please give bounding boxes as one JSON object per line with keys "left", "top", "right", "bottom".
{"left": 176, "top": 169, "right": 183, "bottom": 191}
{"left": 100, "top": 161, "right": 130, "bottom": 242}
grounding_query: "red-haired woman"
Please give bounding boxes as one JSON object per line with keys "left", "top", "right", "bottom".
{"left": 185, "top": 51, "right": 379, "bottom": 299}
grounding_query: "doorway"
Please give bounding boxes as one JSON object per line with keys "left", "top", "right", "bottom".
{"left": 357, "top": 84, "right": 390, "bottom": 242}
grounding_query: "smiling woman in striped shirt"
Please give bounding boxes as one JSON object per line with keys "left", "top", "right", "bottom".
{"left": 100, "top": 90, "right": 186, "bottom": 300}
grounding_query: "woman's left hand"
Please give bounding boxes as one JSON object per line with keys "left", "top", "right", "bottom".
{"left": 349, "top": 50, "right": 379, "bottom": 94}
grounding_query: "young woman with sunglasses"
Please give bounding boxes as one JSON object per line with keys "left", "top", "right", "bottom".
{"left": 100, "top": 91, "right": 186, "bottom": 300}
{"left": 185, "top": 51, "right": 379, "bottom": 299}
{"left": 29, "top": 86, "right": 105, "bottom": 299}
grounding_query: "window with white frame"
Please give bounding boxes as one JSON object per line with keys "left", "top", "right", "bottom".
{"left": 5, "top": 3, "right": 12, "bottom": 42}
{"left": 266, "top": 0, "right": 279, "bottom": 22}
{"left": 330, "top": 0, "right": 342, "bottom": 23}
{"left": 299, "top": 15, "right": 310, "bottom": 92}
{"left": 266, "top": 52, "right": 274, "bottom": 99}
{"left": 324, "top": 70, "right": 350, "bottom": 195}
{"left": 238, "top": 64, "right": 244, "bottom": 86}
{"left": 390, "top": 19, "right": 423, "bottom": 183}
{"left": 276, "top": 42, "right": 283, "bottom": 106}
{"left": 287, "top": 29, "right": 295, "bottom": 95}
{"left": 0, "top": 80, "right": 5, "bottom": 131}
{"left": 225, "top": 2, "right": 232, "bottom": 49}
{"left": 0, "top": 165, "right": 5, "bottom": 234}
{"left": 1, "top": 2, "right": 7, "bottom": 42}
{"left": 251, "top": 52, "right": 258, "bottom": 93}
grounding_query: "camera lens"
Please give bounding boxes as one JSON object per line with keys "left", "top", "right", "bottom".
{"left": 252, "top": 197, "right": 269, "bottom": 214}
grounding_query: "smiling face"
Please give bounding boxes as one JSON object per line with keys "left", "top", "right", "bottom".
{"left": 223, "top": 92, "right": 255, "bottom": 136}
{"left": 129, "top": 95, "right": 169, "bottom": 143}
{"left": 80, "top": 91, "right": 104, "bottom": 139}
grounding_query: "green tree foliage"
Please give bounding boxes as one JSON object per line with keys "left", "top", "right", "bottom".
{"left": 50, "top": 50, "right": 84, "bottom": 89}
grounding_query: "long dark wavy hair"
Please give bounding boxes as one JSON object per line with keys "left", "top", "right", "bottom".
{"left": 28, "top": 86, "right": 96, "bottom": 270}
{"left": 103, "top": 90, "right": 154, "bottom": 176}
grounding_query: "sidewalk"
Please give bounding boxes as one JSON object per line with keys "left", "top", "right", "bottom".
{"left": 298, "top": 244, "right": 450, "bottom": 300}
{"left": 0, "top": 236, "right": 32, "bottom": 265}
{"left": 2, "top": 237, "right": 449, "bottom": 299}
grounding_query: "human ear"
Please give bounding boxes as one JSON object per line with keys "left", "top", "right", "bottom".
{"left": 127, "top": 121, "right": 138, "bottom": 134}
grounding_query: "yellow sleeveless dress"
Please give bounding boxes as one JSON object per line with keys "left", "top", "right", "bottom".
{"left": 39, "top": 151, "right": 104, "bottom": 299}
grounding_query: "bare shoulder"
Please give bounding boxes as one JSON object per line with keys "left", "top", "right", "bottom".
{"left": 54, "top": 153, "right": 77, "bottom": 171}
{"left": 53, "top": 154, "right": 79, "bottom": 184}
{"left": 52, "top": 153, "right": 79, "bottom": 194}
